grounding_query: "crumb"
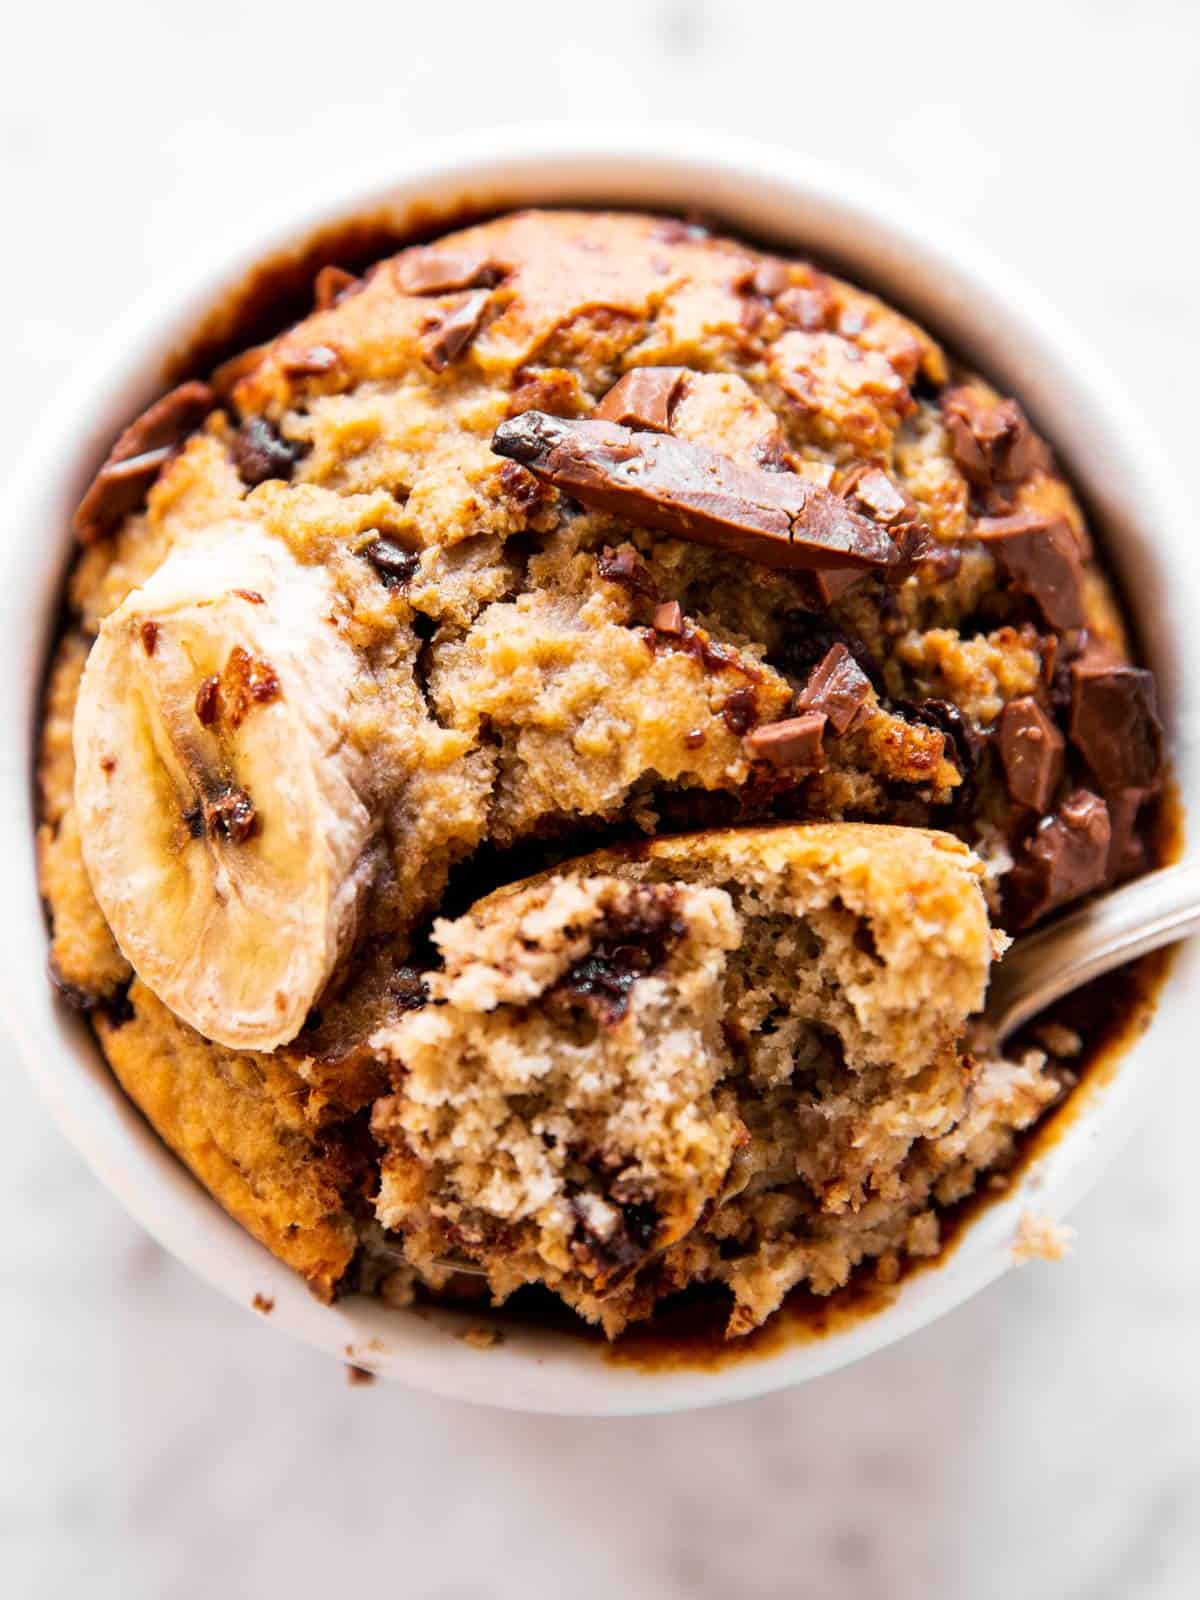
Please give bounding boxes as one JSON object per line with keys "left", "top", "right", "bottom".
{"left": 874, "top": 1251, "right": 901, "bottom": 1285}
{"left": 1034, "top": 1021, "right": 1083, "bottom": 1058}
{"left": 251, "top": 1292, "right": 274, "bottom": 1314}
{"left": 1012, "top": 1209, "right": 1074, "bottom": 1263}
{"left": 346, "top": 1363, "right": 377, "bottom": 1385}
{"left": 460, "top": 1325, "right": 503, "bottom": 1350}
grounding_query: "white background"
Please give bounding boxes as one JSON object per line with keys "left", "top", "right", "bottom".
{"left": 2, "top": 3, "right": 1198, "bottom": 1595}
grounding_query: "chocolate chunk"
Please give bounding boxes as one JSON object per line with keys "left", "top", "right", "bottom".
{"left": 839, "top": 465, "right": 929, "bottom": 576}
{"left": 1069, "top": 660, "right": 1163, "bottom": 793}
{"left": 231, "top": 417, "right": 305, "bottom": 486}
{"left": 73, "top": 381, "right": 215, "bottom": 542}
{"left": 593, "top": 367, "right": 688, "bottom": 432}
{"left": 280, "top": 343, "right": 340, "bottom": 377}
{"left": 313, "top": 265, "right": 359, "bottom": 310}
{"left": 942, "top": 387, "right": 1047, "bottom": 488}
{"left": 997, "top": 697, "right": 1064, "bottom": 812}
{"left": 395, "top": 247, "right": 503, "bottom": 296}
{"left": 1006, "top": 788, "right": 1111, "bottom": 928}
{"left": 596, "top": 545, "right": 657, "bottom": 597}
{"left": 652, "top": 600, "right": 684, "bottom": 635}
{"left": 140, "top": 621, "right": 159, "bottom": 656}
{"left": 491, "top": 412, "right": 899, "bottom": 576}
{"left": 975, "top": 512, "right": 1085, "bottom": 631}
{"left": 744, "top": 711, "right": 826, "bottom": 770}
{"left": 363, "top": 537, "right": 420, "bottom": 590}
{"left": 797, "top": 566, "right": 870, "bottom": 609}
{"left": 795, "top": 644, "right": 871, "bottom": 735}
{"left": 221, "top": 646, "right": 279, "bottom": 726}
{"left": 422, "top": 289, "right": 491, "bottom": 373}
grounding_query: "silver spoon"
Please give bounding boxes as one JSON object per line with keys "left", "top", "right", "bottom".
{"left": 983, "top": 857, "right": 1200, "bottom": 1043}
{"left": 429, "top": 859, "right": 1200, "bottom": 1278}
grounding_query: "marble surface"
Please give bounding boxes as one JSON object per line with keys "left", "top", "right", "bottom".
{"left": 2, "top": 2, "right": 1198, "bottom": 1595}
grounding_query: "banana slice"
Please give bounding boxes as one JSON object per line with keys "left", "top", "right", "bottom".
{"left": 73, "top": 524, "right": 375, "bottom": 1050}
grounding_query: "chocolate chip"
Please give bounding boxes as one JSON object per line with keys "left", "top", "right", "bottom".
{"left": 101, "top": 982, "right": 136, "bottom": 1028}
{"left": 652, "top": 600, "right": 684, "bottom": 635}
{"left": 797, "top": 566, "right": 869, "bottom": 609}
{"left": 974, "top": 512, "right": 1085, "bottom": 631}
{"left": 491, "top": 412, "right": 900, "bottom": 576}
{"left": 421, "top": 289, "right": 491, "bottom": 373}
{"left": 73, "top": 381, "right": 215, "bottom": 542}
{"left": 794, "top": 644, "right": 871, "bottom": 735}
{"left": 721, "top": 686, "right": 758, "bottom": 735}
{"left": 593, "top": 367, "right": 688, "bottom": 432}
{"left": 596, "top": 545, "right": 657, "bottom": 597}
{"left": 568, "top": 1192, "right": 661, "bottom": 1289}
{"left": 1006, "top": 788, "right": 1111, "bottom": 928}
{"left": 744, "top": 711, "right": 826, "bottom": 769}
{"left": 231, "top": 417, "right": 304, "bottom": 486}
{"left": 280, "top": 344, "right": 340, "bottom": 377}
{"left": 1068, "top": 660, "right": 1163, "bottom": 793}
{"left": 839, "top": 465, "right": 929, "bottom": 577}
{"left": 363, "top": 537, "right": 420, "bottom": 589}
{"left": 194, "top": 674, "right": 221, "bottom": 726}
{"left": 556, "top": 887, "right": 685, "bottom": 1025}
{"left": 942, "top": 387, "right": 1047, "bottom": 488}
{"left": 140, "top": 621, "right": 159, "bottom": 656}
{"left": 997, "top": 697, "right": 1064, "bottom": 812}
{"left": 394, "top": 247, "right": 504, "bottom": 295}
{"left": 313, "top": 265, "right": 359, "bottom": 310}
{"left": 204, "top": 786, "right": 258, "bottom": 845}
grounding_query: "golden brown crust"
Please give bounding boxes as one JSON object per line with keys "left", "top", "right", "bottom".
{"left": 97, "top": 984, "right": 358, "bottom": 1300}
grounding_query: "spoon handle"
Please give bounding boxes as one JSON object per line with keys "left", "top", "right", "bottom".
{"left": 984, "top": 858, "right": 1200, "bottom": 1044}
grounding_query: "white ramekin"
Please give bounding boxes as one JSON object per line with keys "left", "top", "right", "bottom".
{"left": 2, "top": 129, "right": 1194, "bottom": 1416}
